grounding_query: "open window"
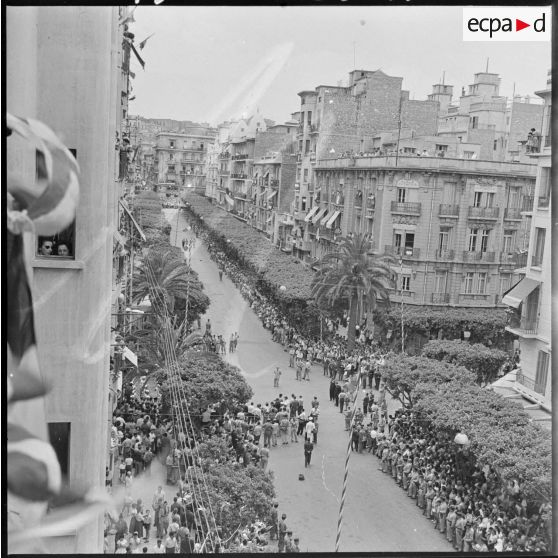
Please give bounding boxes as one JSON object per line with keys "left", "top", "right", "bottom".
{"left": 36, "top": 148, "right": 76, "bottom": 259}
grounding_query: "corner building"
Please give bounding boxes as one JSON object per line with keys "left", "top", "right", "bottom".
{"left": 312, "top": 154, "right": 536, "bottom": 308}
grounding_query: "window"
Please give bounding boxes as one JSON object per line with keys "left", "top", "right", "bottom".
{"left": 169, "top": 153, "right": 173, "bottom": 161}
{"left": 463, "top": 151, "right": 475, "bottom": 159}
{"left": 532, "top": 227, "right": 545, "bottom": 267}
{"left": 434, "top": 271, "right": 447, "bottom": 293}
{"left": 502, "top": 230, "right": 514, "bottom": 253}
{"left": 500, "top": 274, "right": 512, "bottom": 295}
{"left": 480, "top": 229, "right": 490, "bottom": 252}
{"left": 397, "top": 188, "right": 407, "bottom": 203}
{"left": 303, "top": 168, "right": 309, "bottom": 182}
{"left": 169, "top": 140, "right": 175, "bottom": 149}
{"left": 493, "top": 140, "right": 498, "bottom": 151}
{"left": 298, "top": 140, "right": 303, "bottom": 152}
{"left": 477, "top": 272, "right": 487, "bottom": 294}
{"left": 534, "top": 351, "right": 549, "bottom": 395}
{"left": 394, "top": 232, "right": 403, "bottom": 251}
{"left": 401, "top": 275, "right": 411, "bottom": 291}
{"left": 305, "top": 140, "right": 310, "bottom": 154}
{"left": 507, "top": 187, "right": 520, "bottom": 209}
{"left": 473, "top": 191, "right": 494, "bottom": 208}
{"left": 301, "top": 197, "right": 307, "bottom": 211}
{"left": 438, "top": 229, "right": 450, "bottom": 252}
{"left": 468, "top": 228, "right": 478, "bottom": 252}
{"left": 435, "top": 144, "right": 448, "bottom": 152}
{"left": 404, "top": 233, "right": 415, "bottom": 250}
{"left": 471, "top": 116, "right": 479, "bottom": 129}
{"left": 48, "top": 422, "right": 71, "bottom": 477}
{"left": 473, "top": 192, "right": 483, "bottom": 207}
{"left": 307, "top": 111, "right": 312, "bottom": 125}
{"left": 538, "top": 167, "right": 551, "bottom": 207}
{"left": 464, "top": 272, "right": 475, "bottom": 294}
{"left": 167, "top": 165, "right": 175, "bottom": 173}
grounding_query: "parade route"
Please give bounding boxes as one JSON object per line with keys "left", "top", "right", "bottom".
{"left": 167, "top": 209, "right": 454, "bottom": 553}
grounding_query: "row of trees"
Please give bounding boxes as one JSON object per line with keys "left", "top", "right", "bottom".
{"left": 125, "top": 196, "right": 276, "bottom": 540}
{"left": 381, "top": 353, "right": 551, "bottom": 505}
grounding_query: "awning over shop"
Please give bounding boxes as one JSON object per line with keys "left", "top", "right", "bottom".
{"left": 122, "top": 346, "right": 138, "bottom": 367}
{"left": 119, "top": 200, "right": 146, "bottom": 242}
{"left": 326, "top": 210, "right": 341, "bottom": 229}
{"left": 311, "top": 207, "right": 327, "bottom": 224}
{"left": 501, "top": 277, "right": 540, "bottom": 308}
{"left": 304, "top": 206, "right": 320, "bottom": 222}
{"left": 267, "top": 190, "right": 278, "bottom": 201}
{"left": 320, "top": 210, "right": 331, "bottom": 226}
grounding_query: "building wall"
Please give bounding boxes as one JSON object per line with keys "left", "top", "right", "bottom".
{"left": 312, "top": 156, "right": 536, "bottom": 308}
{"left": 401, "top": 99, "right": 439, "bottom": 136}
{"left": 507, "top": 102, "right": 545, "bottom": 158}
{"left": 7, "top": 5, "right": 121, "bottom": 553}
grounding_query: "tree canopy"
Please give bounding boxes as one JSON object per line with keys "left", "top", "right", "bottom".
{"left": 421, "top": 339, "right": 508, "bottom": 385}
{"left": 159, "top": 350, "right": 253, "bottom": 415}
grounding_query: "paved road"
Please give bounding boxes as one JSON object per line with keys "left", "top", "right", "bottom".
{"left": 166, "top": 209, "right": 453, "bottom": 553}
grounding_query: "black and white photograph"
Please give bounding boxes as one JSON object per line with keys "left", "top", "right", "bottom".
{"left": 6, "top": 2, "right": 553, "bottom": 555}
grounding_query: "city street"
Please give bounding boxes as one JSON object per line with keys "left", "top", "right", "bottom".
{"left": 166, "top": 209, "right": 454, "bottom": 553}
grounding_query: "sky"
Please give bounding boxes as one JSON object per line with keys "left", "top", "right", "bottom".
{"left": 128, "top": 5, "right": 551, "bottom": 126}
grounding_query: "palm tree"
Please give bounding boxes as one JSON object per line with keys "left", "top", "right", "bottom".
{"left": 132, "top": 247, "right": 209, "bottom": 323}
{"left": 311, "top": 233, "right": 395, "bottom": 352}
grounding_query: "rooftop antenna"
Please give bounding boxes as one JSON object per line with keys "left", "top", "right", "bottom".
{"left": 442, "top": 71, "right": 445, "bottom": 85}
{"left": 485, "top": 57, "right": 489, "bottom": 72}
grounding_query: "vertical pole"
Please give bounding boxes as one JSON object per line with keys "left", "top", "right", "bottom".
{"left": 400, "top": 258, "right": 404, "bottom": 353}
{"left": 395, "top": 94, "right": 403, "bottom": 167}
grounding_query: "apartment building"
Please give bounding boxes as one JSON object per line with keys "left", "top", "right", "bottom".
{"left": 155, "top": 126, "right": 217, "bottom": 190}
{"left": 310, "top": 154, "right": 536, "bottom": 308}
{"left": 503, "top": 70, "right": 551, "bottom": 411}
{"left": 7, "top": 5, "right": 127, "bottom": 552}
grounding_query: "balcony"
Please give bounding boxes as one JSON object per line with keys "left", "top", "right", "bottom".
{"left": 270, "top": 179, "right": 279, "bottom": 187}
{"left": 467, "top": 206, "right": 499, "bottom": 219}
{"left": 500, "top": 252, "right": 528, "bottom": 267}
{"left": 391, "top": 201, "right": 421, "bottom": 215}
{"left": 219, "top": 152, "right": 230, "bottom": 159}
{"left": 309, "top": 124, "right": 319, "bottom": 134}
{"left": 234, "top": 192, "right": 247, "bottom": 200}
{"left": 504, "top": 207, "right": 522, "bottom": 220}
{"left": 459, "top": 293, "right": 493, "bottom": 304}
{"left": 507, "top": 314, "right": 539, "bottom": 335}
{"left": 462, "top": 250, "right": 495, "bottom": 262}
{"left": 231, "top": 153, "right": 249, "bottom": 160}
{"left": 365, "top": 208, "right": 375, "bottom": 219}
{"left": 230, "top": 173, "right": 248, "bottom": 179}
{"left": 385, "top": 245, "right": 421, "bottom": 259}
{"left": 516, "top": 372, "right": 546, "bottom": 395}
{"left": 435, "top": 249, "right": 455, "bottom": 261}
{"left": 521, "top": 196, "right": 534, "bottom": 212}
{"left": 431, "top": 293, "right": 450, "bottom": 304}
{"left": 438, "top": 204, "right": 459, "bottom": 217}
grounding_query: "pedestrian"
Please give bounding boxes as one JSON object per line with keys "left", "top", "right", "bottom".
{"left": 302, "top": 359, "right": 311, "bottom": 381}
{"left": 304, "top": 417, "right": 315, "bottom": 442}
{"left": 279, "top": 415, "right": 290, "bottom": 445}
{"left": 295, "top": 359, "right": 302, "bottom": 381}
{"left": 271, "top": 420, "right": 279, "bottom": 447}
{"left": 219, "top": 269, "right": 223, "bottom": 281}
{"left": 304, "top": 438, "right": 314, "bottom": 468}
{"left": 269, "top": 503, "right": 279, "bottom": 541}
{"left": 290, "top": 416, "right": 298, "bottom": 443}
{"left": 142, "top": 509, "right": 152, "bottom": 541}
{"left": 229, "top": 333, "right": 235, "bottom": 353}
{"left": 339, "top": 391, "right": 346, "bottom": 413}
{"left": 263, "top": 419, "right": 273, "bottom": 448}
{"left": 278, "top": 514, "right": 288, "bottom": 552}
{"left": 289, "top": 345, "right": 295, "bottom": 368}
{"left": 273, "top": 366, "right": 281, "bottom": 388}
{"left": 259, "top": 445, "right": 270, "bottom": 472}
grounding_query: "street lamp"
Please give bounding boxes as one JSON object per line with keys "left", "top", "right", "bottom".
{"left": 463, "top": 330, "right": 471, "bottom": 341}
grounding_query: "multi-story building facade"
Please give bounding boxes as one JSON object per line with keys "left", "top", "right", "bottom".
{"left": 155, "top": 126, "right": 217, "bottom": 191}
{"left": 437, "top": 72, "right": 544, "bottom": 162}
{"left": 311, "top": 154, "right": 536, "bottom": 308}
{"left": 503, "top": 70, "right": 551, "bottom": 411}
{"left": 7, "top": 5, "right": 128, "bottom": 552}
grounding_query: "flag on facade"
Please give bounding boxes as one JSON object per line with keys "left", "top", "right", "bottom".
{"left": 129, "top": 41, "right": 146, "bottom": 70}
{"left": 139, "top": 33, "right": 155, "bottom": 50}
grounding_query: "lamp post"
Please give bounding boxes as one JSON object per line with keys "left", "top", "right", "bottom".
{"left": 400, "top": 258, "right": 405, "bottom": 353}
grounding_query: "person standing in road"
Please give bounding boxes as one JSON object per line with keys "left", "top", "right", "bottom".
{"left": 302, "top": 359, "right": 311, "bottom": 381}
{"left": 229, "top": 333, "right": 235, "bottom": 353}
{"left": 278, "top": 514, "right": 288, "bottom": 552}
{"left": 290, "top": 415, "right": 298, "bottom": 443}
{"left": 304, "top": 438, "right": 314, "bottom": 468}
{"left": 269, "top": 503, "right": 279, "bottom": 541}
{"left": 259, "top": 445, "right": 270, "bottom": 471}
{"left": 218, "top": 269, "right": 223, "bottom": 281}
{"left": 273, "top": 366, "right": 282, "bottom": 388}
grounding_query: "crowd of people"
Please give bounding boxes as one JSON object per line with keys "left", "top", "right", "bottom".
{"left": 185, "top": 212, "right": 552, "bottom": 553}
